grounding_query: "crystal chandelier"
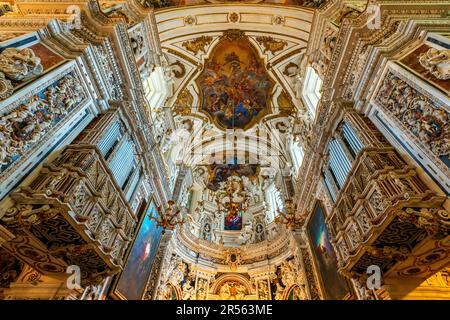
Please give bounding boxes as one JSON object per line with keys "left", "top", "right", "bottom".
{"left": 275, "top": 199, "right": 303, "bottom": 230}
{"left": 149, "top": 200, "right": 185, "bottom": 233}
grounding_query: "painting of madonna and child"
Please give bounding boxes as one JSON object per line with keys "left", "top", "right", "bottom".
{"left": 197, "top": 38, "right": 275, "bottom": 130}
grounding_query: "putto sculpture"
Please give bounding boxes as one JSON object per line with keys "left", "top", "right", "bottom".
{"left": 0, "top": 47, "right": 43, "bottom": 100}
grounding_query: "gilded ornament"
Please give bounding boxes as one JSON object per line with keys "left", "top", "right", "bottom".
{"left": 184, "top": 15, "right": 195, "bottom": 26}
{"left": 256, "top": 36, "right": 288, "bottom": 55}
{"left": 272, "top": 15, "right": 285, "bottom": 25}
{"left": 173, "top": 88, "right": 193, "bottom": 116}
{"left": 375, "top": 71, "right": 450, "bottom": 162}
{"left": 222, "top": 29, "right": 246, "bottom": 41}
{"left": 0, "top": 73, "right": 85, "bottom": 173}
{"left": 229, "top": 12, "right": 239, "bottom": 23}
{"left": 0, "top": 47, "right": 43, "bottom": 100}
{"left": 182, "top": 36, "right": 213, "bottom": 56}
{"left": 224, "top": 248, "right": 241, "bottom": 271}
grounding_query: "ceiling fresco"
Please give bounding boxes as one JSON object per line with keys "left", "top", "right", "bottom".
{"left": 207, "top": 163, "right": 260, "bottom": 191}
{"left": 196, "top": 31, "right": 275, "bottom": 130}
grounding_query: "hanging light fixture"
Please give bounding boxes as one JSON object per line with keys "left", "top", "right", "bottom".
{"left": 149, "top": 200, "right": 185, "bottom": 233}
{"left": 275, "top": 199, "right": 303, "bottom": 230}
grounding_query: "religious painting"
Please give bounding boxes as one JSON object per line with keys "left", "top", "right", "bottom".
{"left": 207, "top": 163, "right": 259, "bottom": 191}
{"left": 224, "top": 202, "right": 244, "bottom": 231}
{"left": 307, "top": 202, "right": 350, "bottom": 299}
{"left": 111, "top": 198, "right": 163, "bottom": 300}
{"left": 399, "top": 43, "right": 450, "bottom": 96}
{"left": 196, "top": 34, "right": 275, "bottom": 130}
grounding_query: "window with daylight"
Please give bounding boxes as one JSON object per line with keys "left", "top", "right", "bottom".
{"left": 291, "top": 141, "right": 304, "bottom": 173}
{"left": 142, "top": 66, "right": 169, "bottom": 115}
{"left": 302, "top": 66, "right": 322, "bottom": 114}
{"left": 266, "top": 184, "right": 284, "bottom": 223}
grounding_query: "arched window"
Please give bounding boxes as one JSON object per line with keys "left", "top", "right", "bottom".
{"left": 266, "top": 184, "right": 284, "bottom": 223}
{"left": 302, "top": 66, "right": 322, "bottom": 114}
{"left": 290, "top": 141, "right": 304, "bottom": 174}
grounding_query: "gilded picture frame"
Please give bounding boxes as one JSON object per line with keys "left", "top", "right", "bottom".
{"left": 110, "top": 196, "right": 163, "bottom": 300}
{"left": 306, "top": 201, "right": 354, "bottom": 300}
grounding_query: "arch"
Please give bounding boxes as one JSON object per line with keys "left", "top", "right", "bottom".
{"left": 284, "top": 284, "right": 306, "bottom": 300}
{"left": 169, "top": 283, "right": 182, "bottom": 300}
{"left": 210, "top": 273, "right": 254, "bottom": 295}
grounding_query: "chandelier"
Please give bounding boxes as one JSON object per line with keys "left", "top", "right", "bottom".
{"left": 149, "top": 200, "right": 185, "bottom": 233}
{"left": 275, "top": 199, "right": 303, "bottom": 230}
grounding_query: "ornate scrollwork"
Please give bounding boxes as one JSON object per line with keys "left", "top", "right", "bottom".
{"left": 196, "top": 278, "right": 208, "bottom": 300}
{"left": 182, "top": 36, "right": 213, "bottom": 56}
{"left": 375, "top": 71, "right": 450, "bottom": 163}
{"left": 300, "top": 247, "right": 321, "bottom": 299}
{"left": 2, "top": 204, "right": 61, "bottom": 229}
{"left": 224, "top": 248, "right": 242, "bottom": 272}
{"left": 256, "top": 36, "right": 288, "bottom": 55}
{"left": 0, "top": 74, "right": 13, "bottom": 99}
{"left": 257, "top": 279, "right": 270, "bottom": 300}
{"left": 222, "top": 29, "right": 246, "bottom": 41}
{"left": 0, "top": 47, "right": 42, "bottom": 81}
{"left": 365, "top": 245, "right": 411, "bottom": 261}
{"left": 368, "top": 187, "right": 390, "bottom": 216}
{"left": 395, "top": 207, "right": 450, "bottom": 237}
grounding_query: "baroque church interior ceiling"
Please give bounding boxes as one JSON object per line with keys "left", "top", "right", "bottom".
{"left": 0, "top": 0, "right": 449, "bottom": 302}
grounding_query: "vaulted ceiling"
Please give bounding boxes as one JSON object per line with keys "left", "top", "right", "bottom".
{"left": 154, "top": 5, "right": 314, "bottom": 175}
{"left": 155, "top": 4, "right": 314, "bottom": 123}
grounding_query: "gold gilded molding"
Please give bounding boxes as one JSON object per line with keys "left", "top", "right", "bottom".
{"left": 256, "top": 36, "right": 288, "bottom": 55}
{"left": 229, "top": 12, "right": 239, "bottom": 23}
{"left": 173, "top": 88, "right": 194, "bottom": 116}
{"left": 222, "top": 29, "right": 246, "bottom": 41}
{"left": 182, "top": 35, "right": 213, "bottom": 56}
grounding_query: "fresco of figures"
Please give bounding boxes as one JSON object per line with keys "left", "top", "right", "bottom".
{"left": 197, "top": 38, "right": 274, "bottom": 130}
{"left": 207, "top": 163, "right": 259, "bottom": 191}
